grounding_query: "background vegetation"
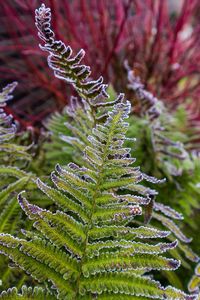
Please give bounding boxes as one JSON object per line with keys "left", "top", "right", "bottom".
{"left": 0, "top": 1, "right": 200, "bottom": 299}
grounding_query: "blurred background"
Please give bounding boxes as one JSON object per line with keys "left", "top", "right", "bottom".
{"left": 0, "top": 0, "right": 200, "bottom": 131}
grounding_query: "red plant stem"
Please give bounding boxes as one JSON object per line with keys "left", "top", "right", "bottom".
{"left": 144, "top": 0, "right": 165, "bottom": 83}
{"left": 102, "top": 0, "right": 132, "bottom": 76}
{"left": 80, "top": 0, "right": 101, "bottom": 51}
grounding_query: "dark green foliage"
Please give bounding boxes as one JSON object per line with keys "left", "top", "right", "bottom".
{"left": 0, "top": 95, "right": 194, "bottom": 300}
{"left": 0, "top": 83, "right": 35, "bottom": 290}
{"left": 0, "top": 82, "right": 37, "bottom": 233}
{"left": 36, "top": 2, "right": 199, "bottom": 286}
{"left": 188, "top": 263, "right": 200, "bottom": 294}
{"left": 124, "top": 67, "right": 200, "bottom": 272}
{"left": 42, "top": 110, "right": 72, "bottom": 170}
{"left": 125, "top": 63, "right": 191, "bottom": 178}
{"left": 0, "top": 286, "right": 52, "bottom": 299}
{"left": 0, "top": 3, "right": 199, "bottom": 299}
{"left": 43, "top": 72, "right": 199, "bottom": 278}
{"left": 0, "top": 83, "right": 52, "bottom": 290}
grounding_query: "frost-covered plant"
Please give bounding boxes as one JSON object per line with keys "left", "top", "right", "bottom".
{"left": 0, "top": 82, "right": 34, "bottom": 289}
{"left": 2, "top": 1, "right": 200, "bottom": 132}
{"left": 43, "top": 87, "right": 200, "bottom": 280}
{"left": 125, "top": 63, "right": 200, "bottom": 211}
{"left": 188, "top": 262, "right": 200, "bottom": 298}
{"left": 0, "top": 82, "right": 53, "bottom": 290}
{"left": 123, "top": 65, "right": 200, "bottom": 281}
{"left": 0, "top": 4, "right": 198, "bottom": 300}
{"left": 1, "top": 95, "right": 191, "bottom": 299}
{"left": 125, "top": 62, "right": 191, "bottom": 177}
{"left": 125, "top": 64, "right": 200, "bottom": 245}
{"left": 0, "top": 81, "right": 35, "bottom": 234}
{"left": 35, "top": 1, "right": 199, "bottom": 279}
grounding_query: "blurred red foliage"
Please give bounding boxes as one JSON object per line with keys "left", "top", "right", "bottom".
{"left": 0, "top": 0, "right": 200, "bottom": 129}
{"left": 126, "top": 1, "right": 200, "bottom": 123}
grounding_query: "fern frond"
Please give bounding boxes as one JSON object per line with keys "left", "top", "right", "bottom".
{"left": 0, "top": 82, "right": 52, "bottom": 289}
{"left": 178, "top": 242, "right": 199, "bottom": 263}
{"left": 188, "top": 262, "right": 200, "bottom": 293}
{"left": 0, "top": 83, "right": 31, "bottom": 162}
{"left": 123, "top": 66, "right": 199, "bottom": 267}
{"left": 0, "top": 240, "right": 73, "bottom": 299}
{"left": 85, "top": 239, "right": 178, "bottom": 258}
{"left": 0, "top": 83, "right": 31, "bottom": 163}
{"left": 35, "top": 4, "right": 108, "bottom": 102}
{"left": 36, "top": 209, "right": 86, "bottom": 243}
{"left": 18, "top": 195, "right": 83, "bottom": 258}
{"left": 0, "top": 92, "right": 192, "bottom": 299}
{"left": 0, "top": 4, "right": 196, "bottom": 299}
{"left": 0, "top": 166, "right": 28, "bottom": 179}
{"left": 82, "top": 253, "right": 180, "bottom": 276}
{"left": 154, "top": 202, "right": 184, "bottom": 220}
{"left": 80, "top": 273, "right": 196, "bottom": 300}
{"left": 36, "top": 179, "right": 89, "bottom": 223}
{"left": 0, "top": 83, "right": 33, "bottom": 288}
{"left": 0, "top": 82, "right": 17, "bottom": 141}
{"left": 20, "top": 238, "right": 78, "bottom": 278}
{"left": 0, "top": 198, "right": 21, "bottom": 233}
{"left": 0, "top": 286, "right": 53, "bottom": 300}
{"left": 88, "top": 225, "right": 171, "bottom": 241}
{"left": 153, "top": 212, "right": 191, "bottom": 244}
{"left": 125, "top": 62, "right": 190, "bottom": 178}
{"left": 0, "top": 177, "right": 31, "bottom": 209}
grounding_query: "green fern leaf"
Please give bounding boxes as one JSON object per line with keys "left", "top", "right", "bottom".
{"left": 0, "top": 94, "right": 193, "bottom": 299}
{"left": 35, "top": 5, "right": 108, "bottom": 102}
{"left": 0, "top": 286, "right": 53, "bottom": 300}
{"left": 188, "top": 262, "right": 200, "bottom": 293}
{"left": 0, "top": 4, "right": 196, "bottom": 299}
